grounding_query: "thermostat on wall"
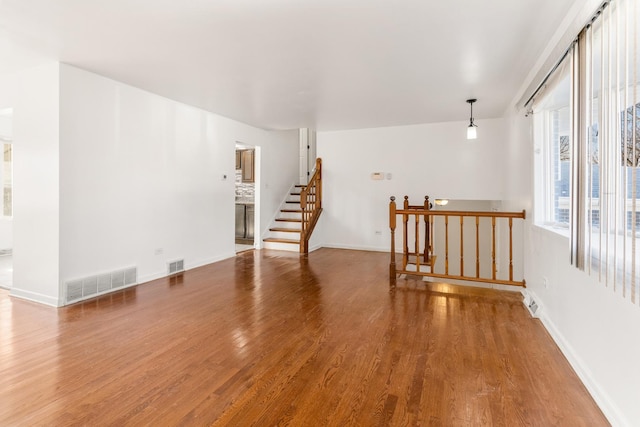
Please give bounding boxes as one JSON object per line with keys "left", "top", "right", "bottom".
{"left": 371, "top": 172, "right": 384, "bottom": 180}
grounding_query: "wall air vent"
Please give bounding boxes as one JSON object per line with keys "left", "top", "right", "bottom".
{"left": 168, "top": 259, "right": 185, "bottom": 275}
{"left": 65, "top": 266, "right": 137, "bottom": 304}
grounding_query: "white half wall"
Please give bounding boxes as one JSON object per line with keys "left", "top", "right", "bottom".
{"left": 59, "top": 64, "right": 297, "bottom": 300}
{"left": 317, "top": 119, "right": 509, "bottom": 251}
{"left": 0, "top": 63, "right": 60, "bottom": 306}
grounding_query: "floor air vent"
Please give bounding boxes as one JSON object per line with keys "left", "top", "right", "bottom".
{"left": 168, "top": 259, "right": 185, "bottom": 275}
{"left": 523, "top": 292, "right": 541, "bottom": 318}
{"left": 528, "top": 299, "right": 539, "bottom": 316}
{"left": 66, "top": 266, "right": 137, "bottom": 304}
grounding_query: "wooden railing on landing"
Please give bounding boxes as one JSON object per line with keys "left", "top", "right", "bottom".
{"left": 389, "top": 195, "right": 526, "bottom": 287}
{"left": 300, "top": 158, "right": 323, "bottom": 254}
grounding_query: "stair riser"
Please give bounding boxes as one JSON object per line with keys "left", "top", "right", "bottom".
{"left": 269, "top": 231, "right": 300, "bottom": 240}
{"left": 278, "top": 211, "right": 302, "bottom": 220}
{"left": 262, "top": 182, "right": 309, "bottom": 252}
{"left": 263, "top": 241, "right": 299, "bottom": 252}
{"left": 275, "top": 219, "right": 302, "bottom": 225}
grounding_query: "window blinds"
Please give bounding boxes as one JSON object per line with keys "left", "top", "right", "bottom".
{"left": 573, "top": 0, "right": 640, "bottom": 301}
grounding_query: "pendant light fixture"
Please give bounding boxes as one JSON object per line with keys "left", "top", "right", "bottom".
{"left": 466, "top": 99, "right": 478, "bottom": 140}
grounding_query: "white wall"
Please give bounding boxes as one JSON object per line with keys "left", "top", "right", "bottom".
{"left": 317, "top": 119, "right": 509, "bottom": 251}
{"left": 505, "top": 0, "right": 640, "bottom": 423}
{"left": 0, "top": 114, "right": 12, "bottom": 137}
{"left": 506, "top": 105, "right": 640, "bottom": 426}
{"left": 58, "top": 64, "right": 298, "bottom": 300}
{"left": 256, "top": 128, "right": 300, "bottom": 244}
{"left": 0, "top": 63, "right": 60, "bottom": 306}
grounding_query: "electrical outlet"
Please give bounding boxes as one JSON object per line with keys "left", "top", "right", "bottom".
{"left": 542, "top": 276, "right": 549, "bottom": 289}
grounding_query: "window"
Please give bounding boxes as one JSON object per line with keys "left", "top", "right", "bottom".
{"left": 577, "top": 3, "right": 640, "bottom": 298}
{"left": 533, "top": 59, "right": 571, "bottom": 228}
{"left": 621, "top": 104, "right": 640, "bottom": 231}
{"left": 532, "top": 0, "right": 640, "bottom": 301}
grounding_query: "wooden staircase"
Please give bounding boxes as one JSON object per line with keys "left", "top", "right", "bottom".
{"left": 263, "top": 158, "right": 322, "bottom": 254}
{"left": 263, "top": 186, "right": 305, "bottom": 250}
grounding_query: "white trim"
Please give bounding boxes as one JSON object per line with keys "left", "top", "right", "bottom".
{"left": 187, "top": 253, "right": 236, "bottom": 270}
{"left": 537, "top": 305, "right": 626, "bottom": 426}
{"left": 137, "top": 252, "right": 236, "bottom": 285}
{"left": 321, "top": 243, "right": 389, "bottom": 253}
{"left": 9, "top": 287, "right": 60, "bottom": 307}
{"left": 57, "top": 252, "right": 238, "bottom": 306}
{"left": 307, "top": 243, "right": 323, "bottom": 253}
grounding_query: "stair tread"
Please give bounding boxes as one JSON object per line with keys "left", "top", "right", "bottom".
{"left": 276, "top": 218, "right": 302, "bottom": 223}
{"left": 263, "top": 238, "right": 300, "bottom": 244}
{"left": 294, "top": 185, "right": 306, "bottom": 188}
{"left": 269, "top": 227, "right": 301, "bottom": 233}
{"left": 281, "top": 209, "right": 302, "bottom": 213}
{"left": 290, "top": 192, "right": 301, "bottom": 196}
{"left": 286, "top": 201, "right": 300, "bottom": 204}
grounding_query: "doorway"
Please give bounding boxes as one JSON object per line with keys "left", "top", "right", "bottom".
{"left": 0, "top": 108, "right": 13, "bottom": 289}
{"left": 235, "top": 143, "right": 258, "bottom": 253}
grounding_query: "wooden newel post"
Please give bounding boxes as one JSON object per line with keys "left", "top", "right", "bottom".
{"left": 316, "top": 158, "right": 322, "bottom": 210}
{"left": 300, "top": 187, "right": 308, "bottom": 254}
{"left": 389, "top": 196, "right": 397, "bottom": 284}
{"left": 424, "top": 196, "right": 430, "bottom": 261}
{"left": 403, "top": 196, "right": 409, "bottom": 267}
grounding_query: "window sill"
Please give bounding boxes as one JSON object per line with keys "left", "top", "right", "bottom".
{"left": 533, "top": 223, "right": 570, "bottom": 240}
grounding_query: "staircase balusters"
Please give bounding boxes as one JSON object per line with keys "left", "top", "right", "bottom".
{"left": 299, "top": 158, "right": 323, "bottom": 254}
{"left": 389, "top": 196, "right": 526, "bottom": 287}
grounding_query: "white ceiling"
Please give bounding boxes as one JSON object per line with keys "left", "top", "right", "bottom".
{"left": 0, "top": 0, "right": 577, "bottom": 131}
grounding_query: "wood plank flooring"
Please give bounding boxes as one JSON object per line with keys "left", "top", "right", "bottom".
{"left": 0, "top": 248, "right": 608, "bottom": 426}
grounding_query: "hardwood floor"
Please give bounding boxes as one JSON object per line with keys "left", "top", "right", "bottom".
{"left": 0, "top": 248, "right": 608, "bottom": 426}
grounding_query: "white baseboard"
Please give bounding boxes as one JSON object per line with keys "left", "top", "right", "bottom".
{"left": 308, "top": 243, "right": 323, "bottom": 253}
{"left": 188, "top": 253, "right": 236, "bottom": 270}
{"left": 10, "top": 287, "right": 60, "bottom": 307}
{"left": 137, "top": 252, "right": 236, "bottom": 285}
{"left": 536, "top": 304, "right": 625, "bottom": 426}
{"left": 321, "top": 243, "right": 388, "bottom": 253}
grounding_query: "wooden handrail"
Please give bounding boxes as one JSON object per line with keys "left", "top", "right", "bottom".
{"left": 300, "top": 158, "right": 323, "bottom": 254}
{"left": 394, "top": 209, "right": 526, "bottom": 219}
{"left": 389, "top": 195, "right": 526, "bottom": 287}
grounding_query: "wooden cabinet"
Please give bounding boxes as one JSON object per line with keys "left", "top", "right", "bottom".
{"left": 235, "top": 149, "right": 255, "bottom": 182}
{"left": 241, "top": 150, "right": 254, "bottom": 183}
